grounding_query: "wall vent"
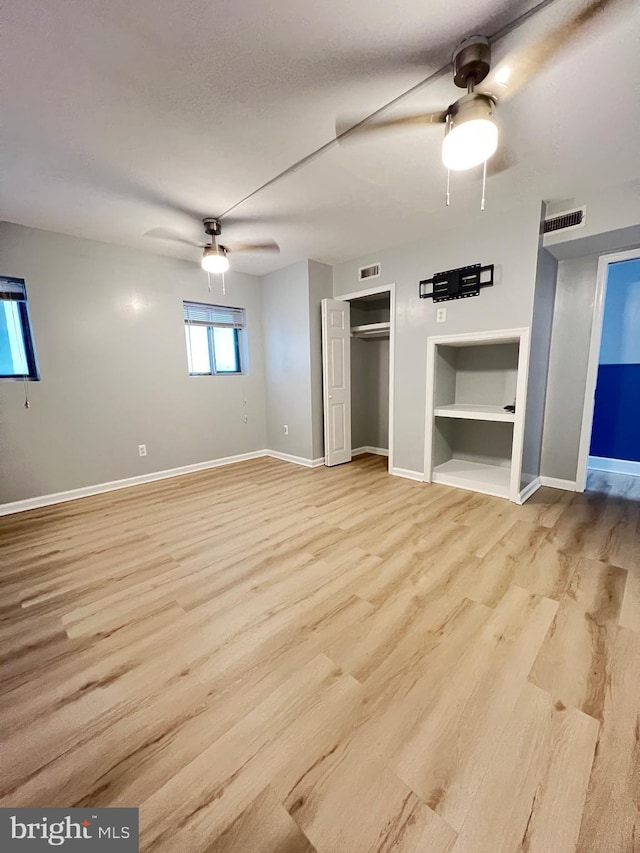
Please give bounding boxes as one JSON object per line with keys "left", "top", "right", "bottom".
{"left": 358, "top": 262, "right": 381, "bottom": 281}
{"left": 543, "top": 206, "right": 586, "bottom": 235}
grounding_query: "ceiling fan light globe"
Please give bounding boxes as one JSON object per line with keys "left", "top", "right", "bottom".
{"left": 201, "top": 247, "right": 230, "bottom": 274}
{"left": 441, "top": 118, "right": 498, "bottom": 171}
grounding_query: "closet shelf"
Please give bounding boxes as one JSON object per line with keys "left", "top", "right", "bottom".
{"left": 432, "top": 458, "right": 511, "bottom": 499}
{"left": 434, "top": 403, "right": 515, "bottom": 423}
{"left": 351, "top": 322, "right": 390, "bottom": 340}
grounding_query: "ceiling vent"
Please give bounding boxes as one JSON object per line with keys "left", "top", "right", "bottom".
{"left": 358, "top": 262, "right": 381, "bottom": 282}
{"left": 543, "top": 206, "right": 586, "bottom": 235}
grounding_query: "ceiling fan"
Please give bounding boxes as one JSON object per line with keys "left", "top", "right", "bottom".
{"left": 147, "top": 218, "right": 279, "bottom": 273}
{"left": 337, "top": 0, "right": 622, "bottom": 174}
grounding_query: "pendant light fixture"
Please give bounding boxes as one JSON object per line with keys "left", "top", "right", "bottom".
{"left": 441, "top": 93, "right": 498, "bottom": 171}
{"left": 201, "top": 244, "right": 230, "bottom": 274}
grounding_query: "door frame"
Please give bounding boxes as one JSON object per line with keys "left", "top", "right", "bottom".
{"left": 576, "top": 247, "right": 640, "bottom": 491}
{"left": 336, "top": 283, "right": 396, "bottom": 474}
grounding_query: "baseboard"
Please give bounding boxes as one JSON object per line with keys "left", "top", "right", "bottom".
{"left": 518, "top": 477, "right": 541, "bottom": 505}
{"left": 390, "top": 466, "right": 424, "bottom": 482}
{"left": 539, "top": 476, "right": 577, "bottom": 491}
{"left": 588, "top": 456, "right": 640, "bottom": 477}
{"left": 266, "top": 450, "right": 324, "bottom": 468}
{"left": 353, "top": 446, "right": 389, "bottom": 457}
{"left": 0, "top": 450, "right": 269, "bottom": 517}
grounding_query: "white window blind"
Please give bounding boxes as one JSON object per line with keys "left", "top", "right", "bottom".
{"left": 183, "top": 302, "right": 245, "bottom": 328}
{"left": 0, "top": 277, "right": 27, "bottom": 301}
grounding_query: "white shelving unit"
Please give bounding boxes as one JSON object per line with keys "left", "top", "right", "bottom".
{"left": 424, "top": 328, "right": 531, "bottom": 504}
{"left": 351, "top": 321, "right": 390, "bottom": 339}
{"left": 432, "top": 458, "right": 512, "bottom": 499}
{"left": 434, "top": 403, "right": 515, "bottom": 422}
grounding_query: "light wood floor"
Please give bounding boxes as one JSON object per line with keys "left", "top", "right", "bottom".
{"left": 1, "top": 455, "right": 639, "bottom": 852}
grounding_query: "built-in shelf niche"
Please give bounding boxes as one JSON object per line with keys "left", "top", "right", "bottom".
{"left": 425, "top": 329, "right": 531, "bottom": 503}
{"left": 432, "top": 418, "right": 514, "bottom": 499}
{"left": 434, "top": 341, "right": 519, "bottom": 414}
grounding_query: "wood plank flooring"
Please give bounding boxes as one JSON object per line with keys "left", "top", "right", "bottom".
{"left": 1, "top": 455, "right": 639, "bottom": 852}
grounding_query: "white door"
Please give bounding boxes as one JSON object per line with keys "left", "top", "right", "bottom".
{"left": 321, "top": 299, "right": 351, "bottom": 466}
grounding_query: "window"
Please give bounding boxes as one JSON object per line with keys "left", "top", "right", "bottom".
{"left": 0, "top": 277, "right": 39, "bottom": 380}
{"left": 183, "top": 301, "right": 245, "bottom": 375}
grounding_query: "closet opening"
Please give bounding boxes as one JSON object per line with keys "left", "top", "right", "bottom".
{"left": 321, "top": 284, "right": 395, "bottom": 471}
{"left": 348, "top": 290, "right": 392, "bottom": 471}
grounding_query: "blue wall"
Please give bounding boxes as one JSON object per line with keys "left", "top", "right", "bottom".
{"left": 590, "top": 258, "right": 640, "bottom": 462}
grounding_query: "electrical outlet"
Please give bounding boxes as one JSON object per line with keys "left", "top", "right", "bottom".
{"left": 138, "top": 444, "right": 147, "bottom": 457}
{"left": 283, "top": 425, "right": 289, "bottom": 435}
{"left": 436, "top": 307, "right": 447, "bottom": 323}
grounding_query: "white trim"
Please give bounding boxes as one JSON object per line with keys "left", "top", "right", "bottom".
{"left": 517, "top": 477, "right": 541, "bottom": 505}
{"left": 423, "top": 327, "right": 530, "bottom": 504}
{"left": 588, "top": 456, "right": 640, "bottom": 477}
{"left": 539, "top": 476, "right": 577, "bottom": 491}
{"left": 390, "top": 466, "right": 424, "bottom": 482}
{"left": 424, "top": 328, "right": 530, "bottom": 347}
{"left": 267, "top": 450, "right": 323, "bottom": 468}
{"left": 0, "top": 449, "right": 335, "bottom": 516}
{"left": 576, "top": 247, "right": 640, "bottom": 492}
{"left": 353, "top": 446, "right": 389, "bottom": 457}
{"left": 0, "top": 450, "right": 269, "bottom": 517}
{"left": 336, "top": 283, "right": 391, "bottom": 301}
{"left": 337, "top": 283, "right": 396, "bottom": 474}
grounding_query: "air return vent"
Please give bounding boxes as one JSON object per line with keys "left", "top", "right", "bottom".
{"left": 543, "top": 206, "right": 586, "bottom": 235}
{"left": 358, "top": 262, "right": 381, "bottom": 281}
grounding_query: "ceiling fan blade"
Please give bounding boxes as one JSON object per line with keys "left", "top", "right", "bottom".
{"left": 485, "top": 0, "right": 622, "bottom": 103}
{"left": 143, "top": 227, "right": 201, "bottom": 248}
{"left": 489, "top": 146, "right": 516, "bottom": 176}
{"left": 224, "top": 240, "right": 280, "bottom": 254}
{"left": 471, "top": 145, "right": 517, "bottom": 178}
{"left": 336, "top": 109, "right": 448, "bottom": 141}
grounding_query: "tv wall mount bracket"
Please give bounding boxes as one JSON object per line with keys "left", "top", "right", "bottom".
{"left": 419, "top": 263, "right": 494, "bottom": 302}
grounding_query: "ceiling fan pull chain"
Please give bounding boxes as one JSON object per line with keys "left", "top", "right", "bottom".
{"left": 481, "top": 159, "right": 487, "bottom": 211}
{"left": 207, "top": 270, "right": 212, "bottom": 293}
{"left": 446, "top": 167, "right": 451, "bottom": 207}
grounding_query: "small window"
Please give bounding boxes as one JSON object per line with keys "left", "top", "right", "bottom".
{"left": 0, "top": 277, "right": 39, "bottom": 380}
{"left": 183, "top": 301, "right": 245, "bottom": 375}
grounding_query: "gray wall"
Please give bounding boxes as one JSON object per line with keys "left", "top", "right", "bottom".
{"left": 350, "top": 336, "right": 369, "bottom": 450}
{"left": 0, "top": 221, "right": 267, "bottom": 504}
{"left": 334, "top": 199, "right": 542, "bottom": 473}
{"left": 521, "top": 247, "right": 558, "bottom": 488}
{"left": 544, "top": 182, "right": 640, "bottom": 259}
{"left": 540, "top": 254, "right": 599, "bottom": 482}
{"left": 261, "top": 260, "right": 313, "bottom": 460}
{"left": 367, "top": 339, "right": 389, "bottom": 450}
{"left": 308, "top": 260, "right": 334, "bottom": 460}
{"left": 539, "top": 183, "right": 640, "bottom": 483}
{"left": 351, "top": 337, "right": 389, "bottom": 451}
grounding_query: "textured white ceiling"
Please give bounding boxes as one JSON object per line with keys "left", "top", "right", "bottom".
{"left": 2, "top": 0, "right": 639, "bottom": 274}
